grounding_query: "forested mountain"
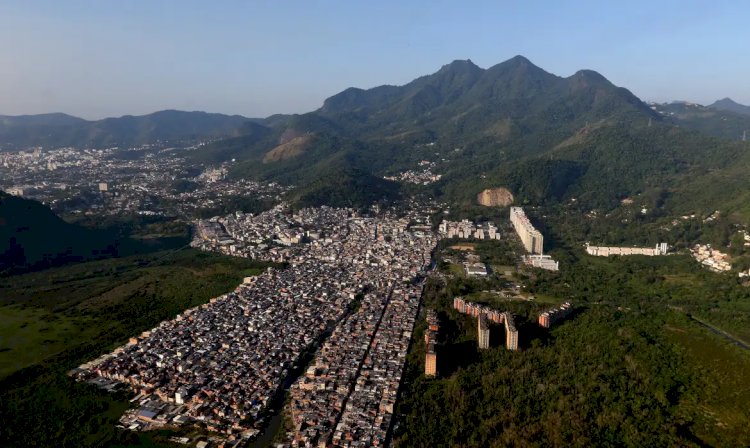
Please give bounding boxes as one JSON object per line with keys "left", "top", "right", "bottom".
{"left": 709, "top": 97, "right": 750, "bottom": 116}
{"left": 0, "top": 110, "right": 259, "bottom": 149}
{"left": 317, "top": 56, "right": 657, "bottom": 141}
{"left": 651, "top": 101, "right": 750, "bottom": 141}
{"left": 193, "top": 56, "right": 750, "bottom": 217}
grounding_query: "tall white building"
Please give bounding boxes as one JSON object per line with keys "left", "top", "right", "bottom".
{"left": 510, "top": 207, "right": 543, "bottom": 254}
{"left": 503, "top": 312, "right": 518, "bottom": 351}
{"left": 478, "top": 315, "right": 490, "bottom": 349}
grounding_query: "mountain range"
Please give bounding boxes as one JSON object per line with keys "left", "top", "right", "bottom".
{"left": 0, "top": 110, "right": 257, "bottom": 149}
{"left": 4, "top": 56, "right": 750, "bottom": 219}
{"left": 190, "top": 56, "right": 750, "bottom": 218}
{"left": 650, "top": 101, "right": 750, "bottom": 141}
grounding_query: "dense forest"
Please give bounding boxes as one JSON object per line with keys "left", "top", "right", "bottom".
{"left": 393, "top": 237, "right": 750, "bottom": 447}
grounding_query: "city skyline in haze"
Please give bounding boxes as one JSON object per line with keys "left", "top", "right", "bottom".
{"left": 1, "top": 0, "right": 748, "bottom": 119}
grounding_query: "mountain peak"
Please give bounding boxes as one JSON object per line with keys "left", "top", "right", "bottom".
{"left": 569, "top": 69, "right": 612, "bottom": 86}
{"left": 443, "top": 59, "right": 479, "bottom": 68}
{"left": 713, "top": 97, "right": 741, "bottom": 106}
{"left": 436, "top": 59, "right": 483, "bottom": 76}
{"left": 487, "top": 55, "right": 549, "bottom": 76}
{"left": 709, "top": 97, "right": 750, "bottom": 116}
{"left": 507, "top": 54, "right": 532, "bottom": 64}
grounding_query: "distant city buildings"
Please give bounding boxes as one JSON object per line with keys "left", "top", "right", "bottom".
{"left": 538, "top": 302, "right": 573, "bottom": 328}
{"left": 585, "top": 243, "right": 668, "bottom": 257}
{"left": 510, "top": 207, "right": 543, "bottom": 254}
{"left": 0, "top": 145, "right": 291, "bottom": 221}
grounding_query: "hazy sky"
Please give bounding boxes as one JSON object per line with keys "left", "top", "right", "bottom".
{"left": 1, "top": 1, "right": 748, "bottom": 119}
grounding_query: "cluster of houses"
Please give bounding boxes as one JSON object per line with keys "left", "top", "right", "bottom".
{"left": 287, "top": 218, "right": 435, "bottom": 447}
{"left": 384, "top": 160, "right": 442, "bottom": 185}
{"left": 691, "top": 244, "right": 732, "bottom": 273}
{"left": 74, "top": 205, "right": 438, "bottom": 447}
{"left": 192, "top": 205, "right": 335, "bottom": 263}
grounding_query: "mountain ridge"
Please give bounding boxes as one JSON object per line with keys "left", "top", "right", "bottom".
{"left": 0, "top": 110, "right": 266, "bottom": 150}
{"left": 709, "top": 97, "right": 750, "bottom": 116}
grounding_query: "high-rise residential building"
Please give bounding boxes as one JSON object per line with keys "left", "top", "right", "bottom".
{"left": 453, "top": 297, "right": 466, "bottom": 313}
{"left": 425, "top": 310, "right": 439, "bottom": 377}
{"left": 478, "top": 314, "right": 490, "bottom": 349}
{"left": 425, "top": 344, "right": 437, "bottom": 377}
{"left": 509, "top": 207, "right": 543, "bottom": 254}
{"left": 503, "top": 312, "right": 518, "bottom": 351}
{"left": 538, "top": 302, "right": 573, "bottom": 328}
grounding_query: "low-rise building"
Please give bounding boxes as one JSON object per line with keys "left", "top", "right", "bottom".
{"left": 585, "top": 243, "right": 668, "bottom": 257}
{"left": 538, "top": 302, "right": 573, "bottom": 328}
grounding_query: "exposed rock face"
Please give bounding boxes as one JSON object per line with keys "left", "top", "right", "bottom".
{"left": 263, "top": 134, "right": 315, "bottom": 163}
{"left": 477, "top": 188, "right": 514, "bottom": 207}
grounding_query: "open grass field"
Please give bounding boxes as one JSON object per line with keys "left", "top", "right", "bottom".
{"left": 0, "top": 305, "right": 97, "bottom": 377}
{"left": 666, "top": 318, "right": 750, "bottom": 446}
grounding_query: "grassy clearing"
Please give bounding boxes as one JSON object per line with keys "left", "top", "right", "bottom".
{"left": 447, "top": 263, "right": 465, "bottom": 278}
{"left": 666, "top": 318, "right": 750, "bottom": 446}
{"left": 0, "top": 305, "right": 97, "bottom": 377}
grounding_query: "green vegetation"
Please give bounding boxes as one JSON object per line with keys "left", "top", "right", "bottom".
{"left": 0, "top": 305, "right": 99, "bottom": 377}
{"left": 190, "top": 55, "right": 750, "bottom": 223}
{"left": 0, "top": 192, "right": 186, "bottom": 275}
{"left": 654, "top": 101, "right": 750, "bottom": 141}
{"left": 394, "top": 237, "right": 750, "bottom": 447}
{"left": 0, "top": 249, "right": 272, "bottom": 447}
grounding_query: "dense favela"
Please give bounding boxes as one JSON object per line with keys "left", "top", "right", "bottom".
{"left": 70, "top": 204, "right": 436, "bottom": 445}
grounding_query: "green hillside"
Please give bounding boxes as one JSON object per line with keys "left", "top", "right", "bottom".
{"left": 188, "top": 56, "right": 750, "bottom": 224}
{"left": 652, "top": 101, "right": 750, "bottom": 141}
{"left": 0, "top": 192, "right": 121, "bottom": 273}
{"left": 709, "top": 97, "right": 750, "bottom": 116}
{"left": 0, "top": 192, "right": 179, "bottom": 274}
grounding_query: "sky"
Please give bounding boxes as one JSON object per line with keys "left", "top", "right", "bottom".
{"left": 1, "top": 1, "right": 748, "bottom": 119}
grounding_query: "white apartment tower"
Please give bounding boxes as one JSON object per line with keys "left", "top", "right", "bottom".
{"left": 510, "top": 207, "right": 543, "bottom": 254}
